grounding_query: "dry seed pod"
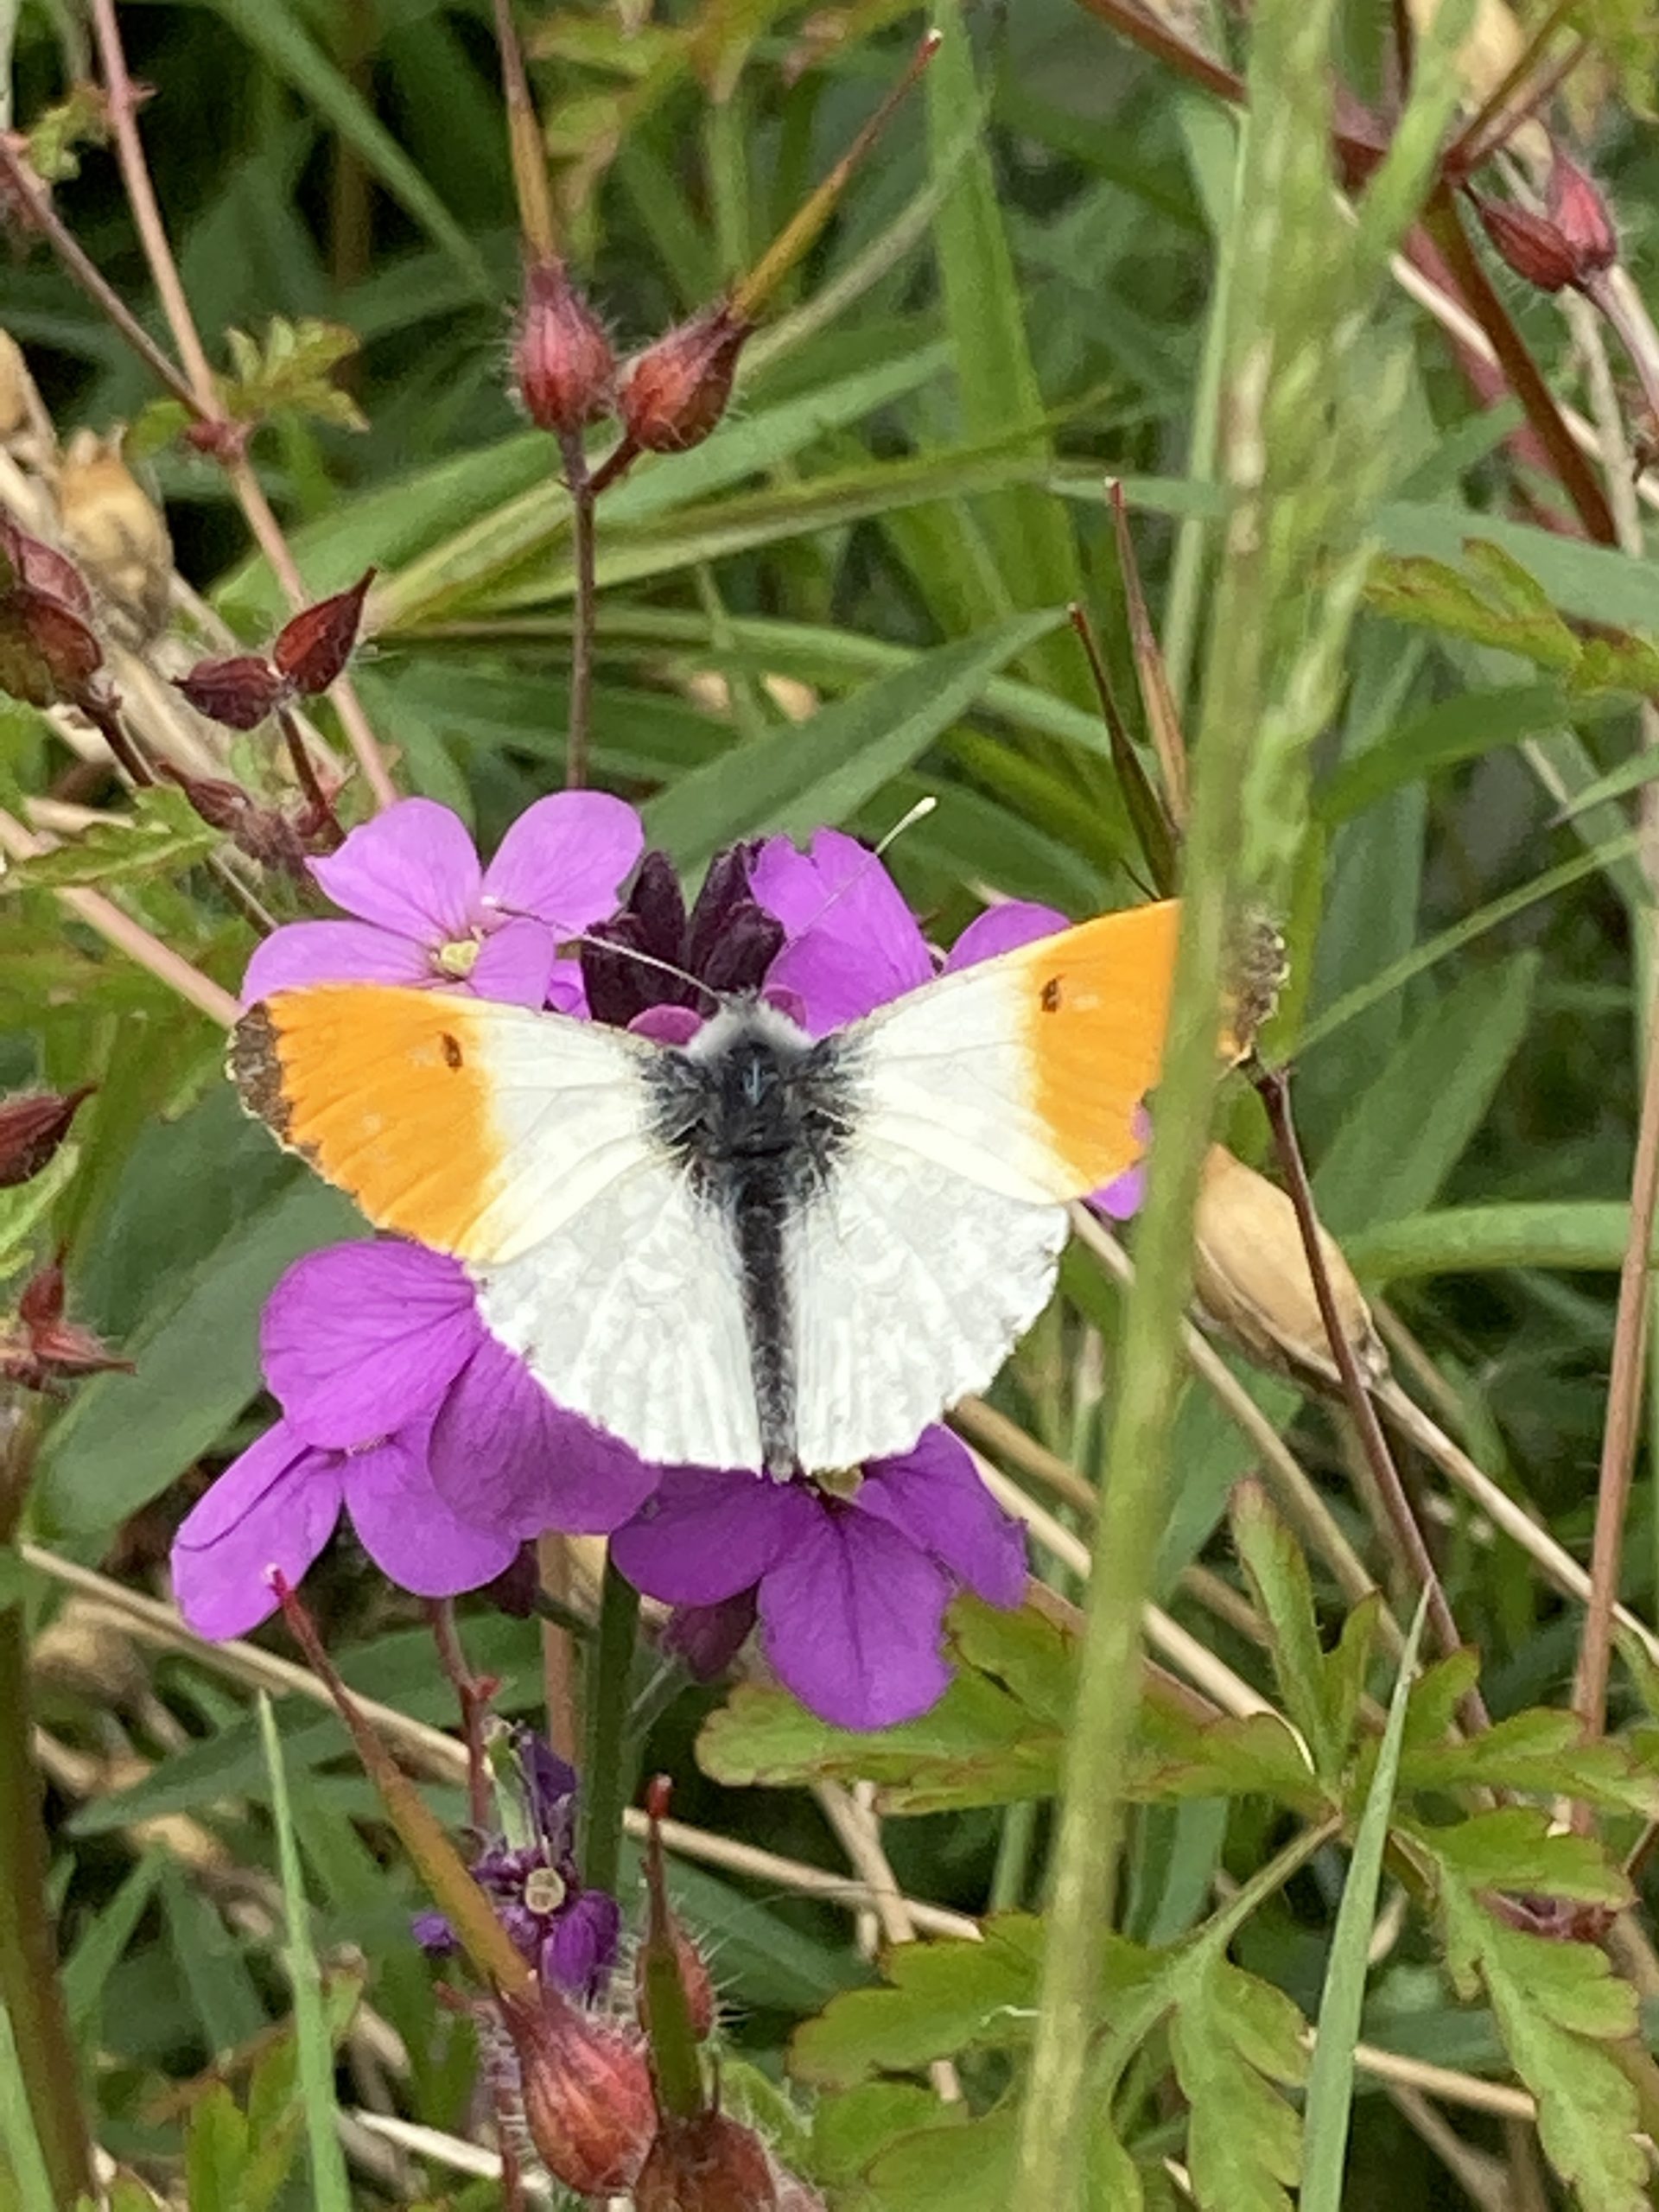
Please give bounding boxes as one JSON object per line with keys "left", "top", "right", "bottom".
{"left": 58, "top": 427, "right": 173, "bottom": 639}
{"left": 1192, "top": 1144, "right": 1387, "bottom": 1391}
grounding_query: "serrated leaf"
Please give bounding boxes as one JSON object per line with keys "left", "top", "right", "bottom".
{"left": 1128, "top": 1702, "right": 1323, "bottom": 1813}
{"left": 864, "top": 2106, "right": 1020, "bottom": 2212}
{"left": 1230, "top": 1482, "right": 1344, "bottom": 1779}
{"left": 0, "top": 789, "right": 222, "bottom": 893}
{"left": 25, "top": 83, "right": 111, "bottom": 184}
{"left": 1438, "top": 1870, "right": 1647, "bottom": 2212}
{"left": 185, "top": 2085, "right": 250, "bottom": 2212}
{"left": 789, "top": 1917, "right": 1049, "bottom": 2088}
{"left": 0, "top": 1141, "right": 79, "bottom": 1280}
{"left": 810, "top": 2082, "right": 966, "bottom": 2186}
{"left": 1409, "top": 1809, "right": 1632, "bottom": 1906}
{"left": 219, "top": 317, "right": 367, "bottom": 435}
{"left": 1400, "top": 1709, "right": 1659, "bottom": 1815}
{"left": 1171, "top": 1955, "right": 1305, "bottom": 2212}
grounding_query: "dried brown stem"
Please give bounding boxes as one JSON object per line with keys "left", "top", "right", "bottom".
{"left": 1573, "top": 982, "right": 1659, "bottom": 1750}
{"left": 1444, "top": 0, "right": 1574, "bottom": 170}
{"left": 427, "top": 1601, "right": 494, "bottom": 1832}
{"left": 1421, "top": 186, "right": 1618, "bottom": 544}
{"left": 491, "top": 0, "right": 556, "bottom": 262}
{"left": 1255, "top": 1065, "right": 1489, "bottom": 1732}
{"left": 86, "top": 0, "right": 397, "bottom": 812}
{"left": 276, "top": 705, "right": 341, "bottom": 844}
{"left": 0, "top": 803, "right": 241, "bottom": 1024}
{"left": 557, "top": 430, "right": 596, "bottom": 789}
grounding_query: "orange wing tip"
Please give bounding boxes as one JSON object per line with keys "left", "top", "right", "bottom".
{"left": 230, "top": 1002, "right": 293, "bottom": 1141}
{"left": 1222, "top": 910, "right": 1288, "bottom": 1065}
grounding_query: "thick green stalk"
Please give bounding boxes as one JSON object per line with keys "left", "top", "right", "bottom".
{"left": 577, "top": 1556, "right": 641, "bottom": 1900}
{"left": 0, "top": 1426, "right": 92, "bottom": 2208}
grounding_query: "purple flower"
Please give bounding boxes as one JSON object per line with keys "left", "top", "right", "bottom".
{"left": 415, "top": 1727, "right": 620, "bottom": 1999}
{"left": 752, "top": 827, "right": 1146, "bottom": 1216}
{"left": 243, "top": 793, "right": 644, "bottom": 1012}
{"left": 171, "top": 1240, "right": 659, "bottom": 1637}
{"left": 612, "top": 1427, "right": 1026, "bottom": 1729}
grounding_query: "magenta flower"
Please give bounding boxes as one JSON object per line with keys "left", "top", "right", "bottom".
{"left": 752, "top": 827, "right": 1146, "bottom": 1217}
{"left": 172, "top": 1240, "right": 658, "bottom": 1638}
{"left": 243, "top": 792, "right": 644, "bottom": 1012}
{"left": 611, "top": 1427, "right": 1026, "bottom": 1729}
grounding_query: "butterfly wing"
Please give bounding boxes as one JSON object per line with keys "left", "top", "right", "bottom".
{"left": 232, "top": 984, "right": 762, "bottom": 1469}
{"left": 786, "top": 901, "right": 1181, "bottom": 1469}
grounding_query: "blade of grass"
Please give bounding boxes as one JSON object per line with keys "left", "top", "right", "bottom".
{"left": 257, "top": 1693, "right": 353, "bottom": 2212}
{"left": 1300, "top": 1590, "right": 1432, "bottom": 2211}
{"left": 0, "top": 2003, "right": 54, "bottom": 2212}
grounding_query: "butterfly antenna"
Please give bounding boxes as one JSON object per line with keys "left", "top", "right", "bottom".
{"left": 478, "top": 890, "right": 724, "bottom": 1007}
{"left": 792, "top": 794, "right": 938, "bottom": 938}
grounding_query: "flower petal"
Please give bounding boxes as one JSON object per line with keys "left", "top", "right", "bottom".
{"left": 858, "top": 1427, "right": 1027, "bottom": 1607}
{"left": 611, "top": 1465, "right": 804, "bottom": 1605}
{"left": 171, "top": 1421, "right": 342, "bottom": 1639}
{"left": 630, "top": 1003, "right": 702, "bottom": 1046}
{"left": 309, "top": 798, "right": 482, "bottom": 943}
{"left": 242, "top": 918, "right": 434, "bottom": 1002}
{"left": 544, "top": 956, "right": 589, "bottom": 1017}
{"left": 944, "top": 900, "right": 1068, "bottom": 971}
{"left": 429, "top": 1336, "right": 660, "bottom": 1540}
{"left": 481, "top": 792, "right": 645, "bottom": 931}
{"left": 753, "top": 830, "right": 932, "bottom": 1033}
{"left": 469, "top": 916, "right": 559, "bottom": 1007}
{"left": 1091, "top": 1161, "right": 1147, "bottom": 1220}
{"left": 261, "top": 1242, "right": 478, "bottom": 1448}
{"left": 543, "top": 1891, "right": 622, "bottom": 1999}
{"left": 759, "top": 1504, "right": 951, "bottom": 1728}
{"left": 345, "top": 1425, "right": 520, "bottom": 1596}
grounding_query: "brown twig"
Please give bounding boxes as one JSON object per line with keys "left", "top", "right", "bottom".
{"left": 0, "top": 803, "right": 241, "bottom": 1024}
{"left": 86, "top": 0, "right": 398, "bottom": 812}
{"left": 1573, "top": 985, "right": 1659, "bottom": 1752}
{"left": 275, "top": 705, "right": 341, "bottom": 845}
{"left": 427, "top": 1602, "right": 496, "bottom": 1832}
{"left": 1443, "top": 0, "right": 1575, "bottom": 170}
{"left": 1420, "top": 185, "right": 1618, "bottom": 545}
{"left": 1254, "top": 1065, "right": 1490, "bottom": 1733}
{"left": 556, "top": 430, "right": 597, "bottom": 789}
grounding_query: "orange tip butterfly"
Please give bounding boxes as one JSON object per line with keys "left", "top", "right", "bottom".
{"left": 232, "top": 899, "right": 1209, "bottom": 1478}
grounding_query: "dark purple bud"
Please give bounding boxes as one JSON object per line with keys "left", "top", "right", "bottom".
{"left": 175, "top": 653, "right": 285, "bottom": 731}
{"left": 635, "top": 2112, "right": 779, "bottom": 2212}
{"left": 1547, "top": 150, "right": 1617, "bottom": 279}
{"left": 514, "top": 257, "right": 616, "bottom": 435}
{"left": 0, "top": 1085, "right": 92, "bottom": 1187}
{"left": 662, "top": 1586, "right": 759, "bottom": 1680}
{"left": 499, "top": 1985, "right": 654, "bottom": 2197}
{"left": 1474, "top": 194, "right": 1579, "bottom": 293}
{"left": 621, "top": 302, "right": 753, "bottom": 456}
{"left": 411, "top": 1910, "right": 458, "bottom": 1955}
{"left": 271, "top": 569, "right": 376, "bottom": 695}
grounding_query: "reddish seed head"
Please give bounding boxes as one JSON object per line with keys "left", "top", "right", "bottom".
{"left": 634, "top": 2111, "right": 779, "bottom": 2212}
{"left": 620, "top": 302, "right": 752, "bottom": 456}
{"left": 0, "top": 1086, "right": 92, "bottom": 1187}
{"left": 1547, "top": 150, "right": 1617, "bottom": 278}
{"left": 271, "top": 569, "right": 376, "bottom": 694}
{"left": 515, "top": 258, "right": 616, "bottom": 436}
{"left": 499, "top": 1985, "right": 654, "bottom": 2196}
{"left": 175, "top": 653, "right": 287, "bottom": 731}
{"left": 1474, "top": 194, "right": 1580, "bottom": 292}
{"left": 0, "top": 521, "right": 94, "bottom": 619}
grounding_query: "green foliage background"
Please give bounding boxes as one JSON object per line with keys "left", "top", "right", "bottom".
{"left": 8, "top": 0, "right": 1659, "bottom": 2204}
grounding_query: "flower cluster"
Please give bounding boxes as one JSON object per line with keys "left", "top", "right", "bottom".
{"left": 174, "top": 797, "right": 1150, "bottom": 1724}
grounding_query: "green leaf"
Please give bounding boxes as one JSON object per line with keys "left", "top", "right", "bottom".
{"left": 645, "top": 610, "right": 1065, "bottom": 872}
{"left": 1313, "top": 953, "right": 1539, "bottom": 1234}
{"left": 1129, "top": 1700, "right": 1323, "bottom": 1815}
{"left": 61, "top": 1852, "right": 168, "bottom": 2041}
{"left": 1438, "top": 1870, "right": 1647, "bottom": 2212}
{"left": 0, "top": 1141, "right": 79, "bottom": 1281}
{"left": 0, "top": 2001, "right": 54, "bottom": 2212}
{"left": 1172, "top": 1954, "right": 1306, "bottom": 2212}
{"left": 184, "top": 2087, "right": 248, "bottom": 2212}
{"left": 1230, "top": 1480, "right": 1349, "bottom": 1781}
{"left": 790, "top": 1917, "right": 1045, "bottom": 2088}
{"left": 0, "top": 789, "right": 223, "bottom": 893}
{"left": 1345, "top": 1199, "right": 1650, "bottom": 1281}
{"left": 1410, "top": 1809, "right": 1633, "bottom": 1905}
{"left": 864, "top": 2107, "right": 1021, "bottom": 2212}
{"left": 1300, "top": 1591, "right": 1429, "bottom": 2212}
{"left": 35, "top": 1173, "right": 363, "bottom": 1535}
{"left": 1399, "top": 1709, "right": 1659, "bottom": 1815}
{"left": 1314, "top": 681, "right": 1599, "bottom": 822}
{"left": 257, "top": 1695, "right": 352, "bottom": 2212}
{"left": 221, "top": 317, "right": 366, "bottom": 434}
{"left": 811, "top": 2083, "right": 964, "bottom": 2187}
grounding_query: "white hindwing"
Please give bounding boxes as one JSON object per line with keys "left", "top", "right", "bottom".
{"left": 786, "top": 958, "right": 1077, "bottom": 1471}
{"left": 458, "top": 1014, "right": 759, "bottom": 1471}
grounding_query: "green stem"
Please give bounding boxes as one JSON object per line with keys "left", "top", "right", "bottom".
{"left": 0, "top": 1427, "right": 92, "bottom": 2208}
{"left": 577, "top": 1557, "right": 641, "bottom": 1899}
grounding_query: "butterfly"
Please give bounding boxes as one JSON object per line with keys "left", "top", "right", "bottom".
{"left": 232, "top": 899, "right": 1194, "bottom": 1478}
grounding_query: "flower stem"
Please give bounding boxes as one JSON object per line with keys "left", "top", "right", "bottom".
{"left": 577, "top": 1555, "right": 640, "bottom": 1899}
{"left": 557, "top": 429, "right": 597, "bottom": 791}
{"left": 0, "top": 1420, "right": 92, "bottom": 2208}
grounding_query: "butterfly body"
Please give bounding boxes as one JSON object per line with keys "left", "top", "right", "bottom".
{"left": 232, "top": 899, "right": 1189, "bottom": 1476}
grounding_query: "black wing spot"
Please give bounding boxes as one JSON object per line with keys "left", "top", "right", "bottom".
{"left": 1040, "top": 976, "right": 1063, "bottom": 1013}
{"left": 440, "top": 1032, "right": 464, "bottom": 1070}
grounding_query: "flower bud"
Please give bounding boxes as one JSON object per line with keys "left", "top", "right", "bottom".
{"left": 271, "top": 568, "right": 375, "bottom": 695}
{"left": 636, "top": 1916, "right": 717, "bottom": 2044}
{"left": 175, "top": 653, "right": 286, "bottom": 731}
{"left": 620, "top": 302, "right": 752, "bottom": 456}
{"left": 634, "top": 2111, "right": 779, "bottom": 2212}
{"left": 1546, "top": 150, "right": 1617, "bottom": 280}
{"left": 1474, "top": 194, "right": 1580, "bottom": 294}
{"left": 1192, "top": 1144, "right": 1386, "bottom": 1392}
{"left": 58, "top": 427, "right": 172, "bottom": 639}
{"left": 499, "top": 1985, "right": 653, "bottom": 2196}
{"left": 515, "top": 258, "right": 616, "bottom": 435}
{"left": 663, "top": 1586, "right": 758, "bottom": 1680}
{"left": 171, "top": 775, "right": 309, "bottom": 877}
{"left": 0, "top": 1085, "right": 92, "bottom": 1187}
